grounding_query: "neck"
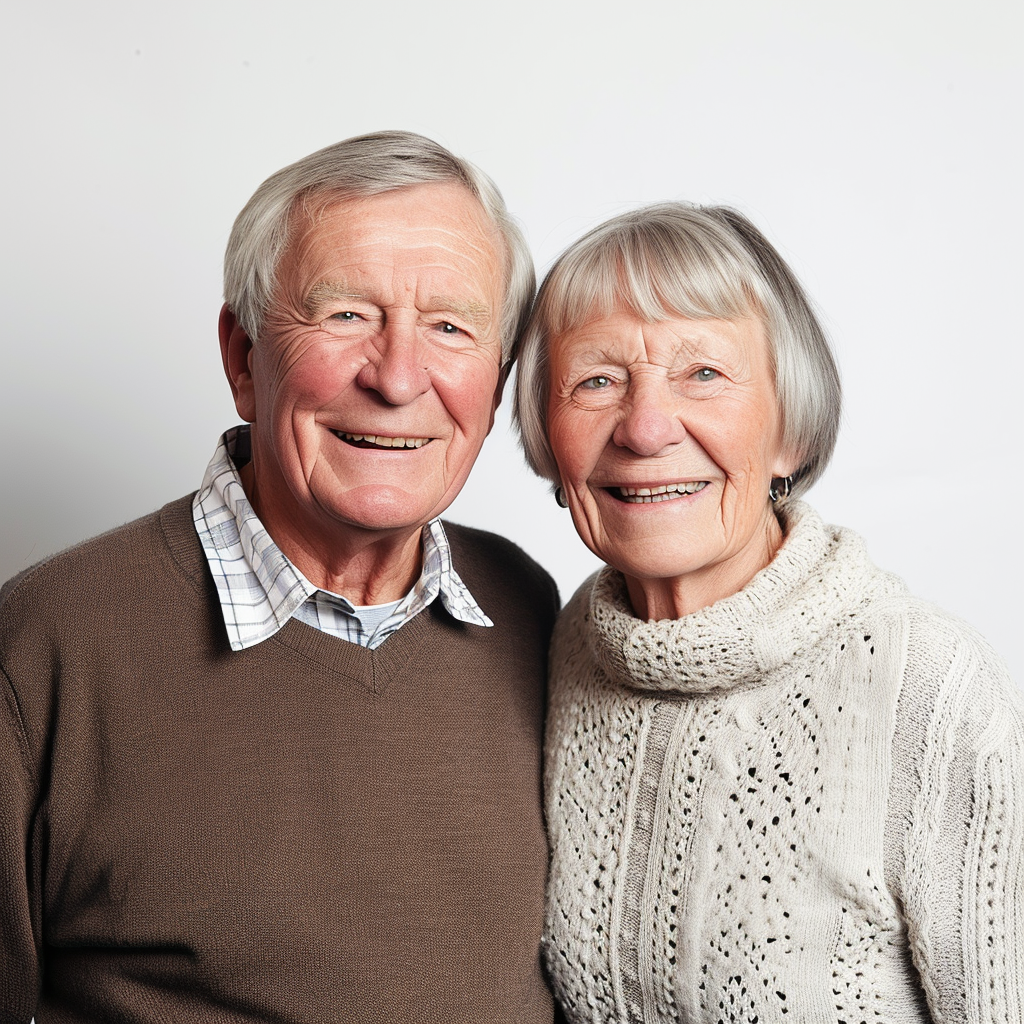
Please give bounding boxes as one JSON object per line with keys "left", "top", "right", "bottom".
{"left": 237, "top": 462, "right": 424, "bottom": 604}
{"left": 624, "top": 511, "right": 785, "bottom": 621}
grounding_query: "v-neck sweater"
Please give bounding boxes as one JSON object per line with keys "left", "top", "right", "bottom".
{"left": 542, "top": 502, "right": 1023, "bottom": 1024}
{"left": 1, "top": 494, "right": 560, "bottom": 1023}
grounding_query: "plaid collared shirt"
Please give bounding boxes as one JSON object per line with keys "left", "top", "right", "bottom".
{"left": 192, "top": 427, "right": 493, "bottom": 651}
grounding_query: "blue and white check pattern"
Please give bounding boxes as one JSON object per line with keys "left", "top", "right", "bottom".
{"left": 192, "top": 427, "right": 492, "bottom": 651}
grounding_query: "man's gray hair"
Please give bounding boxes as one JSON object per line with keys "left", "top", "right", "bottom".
{"left": 223, "top": 130, "right": 535, "bottom": 364}
{"left": 513, "top": 202, "right": 841, "bottom": 497}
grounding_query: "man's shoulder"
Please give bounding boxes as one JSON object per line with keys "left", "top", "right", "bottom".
{"left": 1, "top": 494, "right": 203, "bottom": 622}
{"left": 443, "top": 520, "right": 560, "bottom": 616}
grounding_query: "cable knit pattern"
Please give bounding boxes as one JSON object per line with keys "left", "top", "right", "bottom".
{"left": 543, "top": 502, "right": 1023, "bottom": 1024}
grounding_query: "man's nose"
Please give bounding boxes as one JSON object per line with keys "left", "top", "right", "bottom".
{"left": 355, "top": 319, "right": 431, "bottom": 404}
{"left": 611, "top": 376, "right": 687, "bottom": 457}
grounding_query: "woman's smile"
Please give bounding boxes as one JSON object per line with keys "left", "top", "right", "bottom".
{"left": 607, "top": 481, "right": 709, "bottom": 503}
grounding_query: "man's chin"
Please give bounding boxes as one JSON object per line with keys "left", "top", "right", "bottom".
{"left": 316, "top": 487, "right": 445, "bottom": 538}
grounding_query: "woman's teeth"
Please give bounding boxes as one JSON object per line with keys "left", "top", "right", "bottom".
{"left": 615, "top": 481, "right": 707, "bottom": 503}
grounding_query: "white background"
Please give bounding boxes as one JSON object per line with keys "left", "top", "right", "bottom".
{"left": 2, "top": 0, "right": 1021, "bottom": 684}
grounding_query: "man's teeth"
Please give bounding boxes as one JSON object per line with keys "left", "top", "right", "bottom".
{"left": 616, "top": 481, "right": 708, "bottom": 503}
{"left": 337, "top": 432, "right": 429, "bottom": 449}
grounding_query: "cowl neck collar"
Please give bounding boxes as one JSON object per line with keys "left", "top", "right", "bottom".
{"left": 586, "top": 502, "right": 905, "bottom": 696}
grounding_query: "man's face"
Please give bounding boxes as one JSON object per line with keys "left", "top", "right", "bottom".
{"left": 230, "top": 182, "right": 506, "bottom": 555}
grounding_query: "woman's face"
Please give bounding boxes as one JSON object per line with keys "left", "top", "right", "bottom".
{"left": 546, "top": 309, "right": 797, "bottom": 617}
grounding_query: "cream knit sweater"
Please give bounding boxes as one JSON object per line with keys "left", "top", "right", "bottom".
{"left": 543, "top": 502, "right": 1023, "bottom": 1024}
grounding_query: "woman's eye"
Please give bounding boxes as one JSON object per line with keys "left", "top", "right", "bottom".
{"left": 693, "top": 367, "right": 719, "bottom": 382}
{"left": 580, "top": 375, "right": 611, "bottom": 390}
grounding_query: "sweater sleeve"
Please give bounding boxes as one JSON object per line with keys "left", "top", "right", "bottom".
{"left": 885, "top": 604, "right": 1024, "bottom": 1024}
{"left": 0, "top": 662, "right": 42, "bottom": 1022}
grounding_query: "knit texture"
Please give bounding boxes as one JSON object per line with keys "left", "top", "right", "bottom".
{"left": 543, "top": 502, "right": 1023, "bottom": 1024}
{"left": 0, "top": 495, "right": 560, "bottom": 1023}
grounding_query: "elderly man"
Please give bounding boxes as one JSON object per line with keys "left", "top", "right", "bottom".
{"left": 0, "top": 132, "right": 559, "bottom": 1022}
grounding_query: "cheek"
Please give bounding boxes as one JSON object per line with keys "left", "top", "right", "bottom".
{"left": 435, "top": 360, "right": 502, "bottom": 435}
{"left": 267, "top": 348, "right": 363, "bottom": 414}
{"left": 705, "top": 399, "right": 779, "bottom": 478}
{"left": 547, "top": 406, "right": 598, "bottom": 480}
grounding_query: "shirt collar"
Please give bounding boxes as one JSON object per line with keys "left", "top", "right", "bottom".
{"left": 192, "top": 426, "right": 492, "bottom": 651}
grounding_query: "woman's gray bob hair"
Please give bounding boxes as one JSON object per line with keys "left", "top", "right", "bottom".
{"left": 513, "top": 203, "right": 841, "bottom": 497}
{"left": 223, "top": 130, "right": 535, "bottom": 364}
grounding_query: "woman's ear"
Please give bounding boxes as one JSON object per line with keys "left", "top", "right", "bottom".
{"left": 218, "top": 304, "right": 257, "bottom": 422}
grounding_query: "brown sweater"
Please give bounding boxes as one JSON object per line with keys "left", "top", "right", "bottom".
{"left": 0, "top": 495, "right": 559, "bottom": 1023}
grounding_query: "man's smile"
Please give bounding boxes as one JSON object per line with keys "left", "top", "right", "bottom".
{"left": 331, "top": 430, "right": 432, "bottom": 450}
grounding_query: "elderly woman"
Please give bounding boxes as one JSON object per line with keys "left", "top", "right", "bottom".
{"left": 514, "top": 204, "right": 1023, "bottom": 1023}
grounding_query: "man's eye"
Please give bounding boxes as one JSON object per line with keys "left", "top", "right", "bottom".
{"left": 438, "top": 321, "right": 462, "bottom": 335}
{"left": 330, "top": 311, "right": 360, "bottom": 322}
{"left": 580, "top": 375, "right": 611, "bottom": 390}
{"left": 693, "top": 367, "right": 719, "bottom": 382}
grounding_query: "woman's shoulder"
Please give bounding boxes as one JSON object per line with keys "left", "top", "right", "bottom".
{"left": 797, "top": 505, "right": 1017, "bottom": 708}
{"left": 881, "top": 593, "right": 1022, "bottom": 752}
{"left": 867, "top": 591, "right": 1016, "bottom": 696}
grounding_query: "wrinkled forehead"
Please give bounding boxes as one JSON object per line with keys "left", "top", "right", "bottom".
{"left": 286, "top": 182, "right": 504, "bottom": 265}
{"left": 273, "top": 183, "right": 507, "bottom": 309}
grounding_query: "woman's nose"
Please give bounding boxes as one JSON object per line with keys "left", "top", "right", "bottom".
{"left": 355, "top": 320, "right": 431, "bottom": 405}
{"left": 611, "top": 377, "right": 686, "bottom": 456}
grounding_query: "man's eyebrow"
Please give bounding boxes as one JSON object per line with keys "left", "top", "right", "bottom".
{"left": 303, "top": 282, "right": 493, "bottom": 328}
{"left": 430, "top": 297, "right": 492, "bottom": 327}
{"left": 303, "top": 280, "right": 364, "bottom": 318}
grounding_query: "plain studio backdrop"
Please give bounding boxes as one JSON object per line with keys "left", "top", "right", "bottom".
{"left": 1, "top": 0, "right": 1021, "bottom": 686}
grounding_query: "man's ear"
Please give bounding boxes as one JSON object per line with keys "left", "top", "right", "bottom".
{"left": 218, "top": 304, "right": 257, "bottom": 422}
